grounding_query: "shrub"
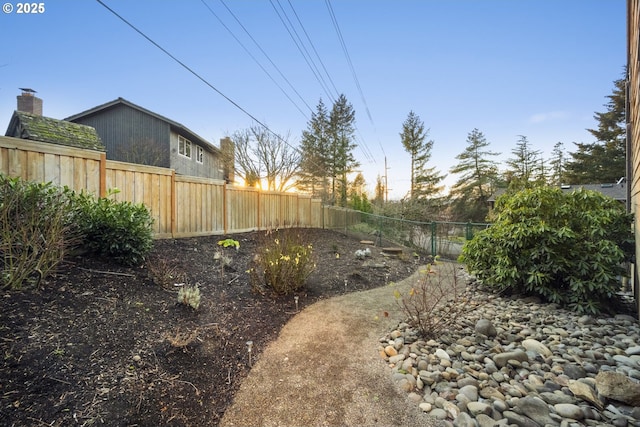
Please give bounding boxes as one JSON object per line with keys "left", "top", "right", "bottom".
{"left": 0, "top": 175, "right": 80, "bottom": 290}
{"left": 250, "top": 229, "right": 316, "bottom": 295}
{"left": 394, "top": 260, "right": 470, "bottom": 339}
{"left": 460, "top": 186, "right": 634, "bottom": 314}
{"left": 71, "top": 190, "right": 154, "bottom": 266}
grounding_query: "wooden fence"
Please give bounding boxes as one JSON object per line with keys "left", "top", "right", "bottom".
{"left": 0, "top": 136, "right": 323, "bottom": 238}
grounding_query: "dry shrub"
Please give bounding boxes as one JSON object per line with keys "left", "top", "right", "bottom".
{"left": 147, "top": 256, "right": 186, "bottom": 288}
{"left": 164, "top": 327, "right": 199, "bottom": 348}
{"left": 394, "top": 260, "right": 472, "bottom": 339}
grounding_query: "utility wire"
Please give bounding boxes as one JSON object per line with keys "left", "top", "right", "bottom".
{"left": 269, "top": 0, "right": 335, "bottom": 104}
{"left": 211, "top": 0, "right": 314, "bottom": 116}
{"left": 199, "top": 0, "right": 310, "bottom": 120}
{"left": 325, "top": 0, "right": 384, "bottom": 159}
{"left": 285, "top": 0, "right": 340, "bottom": 101}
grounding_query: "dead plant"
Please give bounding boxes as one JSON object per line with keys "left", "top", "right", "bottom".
{"left": 394, "top": 259, "right": 474, "bottom": 339}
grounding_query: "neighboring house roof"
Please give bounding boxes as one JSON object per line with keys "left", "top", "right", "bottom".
{"left": 65, "top": 97, "right": 219, "bottom": 154}
{"left": 487, "top": 183, "right": 628, "bottom": 204}
{"left": 5, "top": 110, "right": 105, "bottom": 151}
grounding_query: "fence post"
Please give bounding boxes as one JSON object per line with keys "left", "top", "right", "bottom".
{"left": 466, "top": 221, "right": 472, "bottom": 240}
{"left": 170, "top": 170, "right": 176, "bottom": 238}
{"left": 99, "top": 152, "right": 107, "bottom": 198}
{"left": 431, "top": 221, "right": 437, "bottom": 257}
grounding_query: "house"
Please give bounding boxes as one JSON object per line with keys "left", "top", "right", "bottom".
{"left": 65, "top": 97, "right": 233, "bottom": 182}
{"left": 5, "top": 90, "right": 104, "bottom": 151}
{"left": 627, "top": 0, "right": 640, "bottom": 316}
{"left": 487, "top": 182, "right": 628, "bottom": 210}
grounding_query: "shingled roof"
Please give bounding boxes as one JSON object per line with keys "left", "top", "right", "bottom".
{"left": 5, "top": 110, "right": 105, "bottom": 151}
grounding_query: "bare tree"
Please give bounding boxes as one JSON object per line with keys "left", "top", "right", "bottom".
{"left": 231, "top": 124, "right": 300, "bottom": 192}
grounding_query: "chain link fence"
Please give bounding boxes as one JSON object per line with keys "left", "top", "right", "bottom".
{"left": 322, "top": 206, "right": 491, "bottom": 260}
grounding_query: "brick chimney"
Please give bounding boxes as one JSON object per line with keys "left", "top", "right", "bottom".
{"left": 220, "top": 137, "right": 235, "bottom": 184}
{"left": 17, "top": 88, "right": 43, "bottom": 115}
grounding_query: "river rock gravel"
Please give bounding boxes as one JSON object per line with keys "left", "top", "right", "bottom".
{"left": 381, "top": 275, "right": 640, "bottom": 427}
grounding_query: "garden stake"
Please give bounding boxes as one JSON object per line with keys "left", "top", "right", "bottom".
{"left": 246, "top": 341, "right": 253, "bottom": 367}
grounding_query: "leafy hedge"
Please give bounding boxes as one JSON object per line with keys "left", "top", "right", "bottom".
{"left": 71, "top": 190, "right": 154, "bottom": 266}
{"left": 460, "top": 186, "right": 633, "bottom": 314}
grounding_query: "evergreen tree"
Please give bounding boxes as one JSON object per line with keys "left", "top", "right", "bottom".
{"left": 399, "top": 111, "right": 445, "bottom": 200}
{"left": 373, "top": 174, "right": 385, "bottom": 206}
{"left": 328, "top": 94, "right": 359, "bottom": 206}
{"left": 298, "top": 99, "right": 330, "bottom": 201}
{"left": 504, "top": 135, "right": 542, "bottom": 189}
{"left": 564, "top": 75, "right": 626, "bottom": 184}
{"left": 449, "top": 128, "right": 501, "bottom": 221}
{"left": 348, "top": 173, "right": 372, "bottom": 212}
{"left": 548, "top": 142, "right": 566, "bottom": 186}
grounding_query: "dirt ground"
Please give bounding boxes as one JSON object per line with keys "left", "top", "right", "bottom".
{"left": 0, "top": 228, "right": 423, "bottom": 427}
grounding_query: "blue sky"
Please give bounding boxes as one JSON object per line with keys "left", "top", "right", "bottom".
{"left": 0, "top": 0, "right": 626, "bottom": 199}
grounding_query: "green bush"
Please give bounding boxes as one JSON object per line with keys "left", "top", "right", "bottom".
{"left": 0, "top": 175, "right": 80, "bottom": 290}
{"left": 249, "top": 229, "right": 316, "bottom": 295}
{"left": 71, "top": 190, "right": 154, "bottom": 266}
{"left": 460, "top": 186, "right": 634, "bottom": 314}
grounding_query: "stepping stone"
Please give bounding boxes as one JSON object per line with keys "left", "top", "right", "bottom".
{"left": 381, "top": 247, "right": 403, "bottom": 256}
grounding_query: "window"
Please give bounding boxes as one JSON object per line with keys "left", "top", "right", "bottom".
{"left": 196, "top": 146, "right": 204, "bottom": 164}
{"left": 178, "top": 135, "right": 192, "bottom": 159}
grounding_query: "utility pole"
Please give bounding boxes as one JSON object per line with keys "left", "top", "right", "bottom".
{"left": 384, "top": 156, "right": 390, "bottom": 202}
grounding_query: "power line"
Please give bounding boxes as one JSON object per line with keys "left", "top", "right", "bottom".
{"left": 269, "top": 0, "right": 336, "bottom": 104}
{"left": 285, "top": 0, "right": 340, "bottom": 100}
{"left": 198, "top": 0, "right": 309, "bottom": 120}
{"left": 324, "top": 0, "right": 383, "bottom": 159}
{"left": 209, "top": 0, "right": 315, "bottom": 117}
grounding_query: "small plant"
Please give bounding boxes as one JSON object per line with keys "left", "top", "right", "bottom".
{"left": 177, "top": 284, "right": 201, "bottom": 310}
{"left": 215, "top": 238, "right": 240, "bottom": 283}
{"left": 394, "top": 259, "right": 471, "bottom": 339}
{"left": 249, "top": 229, "right": 316, "bottom": 295}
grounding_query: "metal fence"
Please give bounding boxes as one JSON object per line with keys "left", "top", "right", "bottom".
{"left": 323, "top": 206, "right": 490, "bottom": 259}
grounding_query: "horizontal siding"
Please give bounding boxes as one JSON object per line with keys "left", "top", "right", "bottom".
{"left": 629, "top": 0, "right": 640, "bottom": 317}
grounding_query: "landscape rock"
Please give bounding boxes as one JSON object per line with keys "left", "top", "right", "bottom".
{"left": 381, "top": 282, "right": 640, "bottom": 426}
{"left": 475, "top": 318, "right": 497, "bottom": 337}
{"left": 522, "top": 338, "right": 553, "bottom": 358}
{"left": 596, "top": 370, "right": 640, "bottom": 406}
{"left": 516, "top": 395, "right": 559, "bottom": 426}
